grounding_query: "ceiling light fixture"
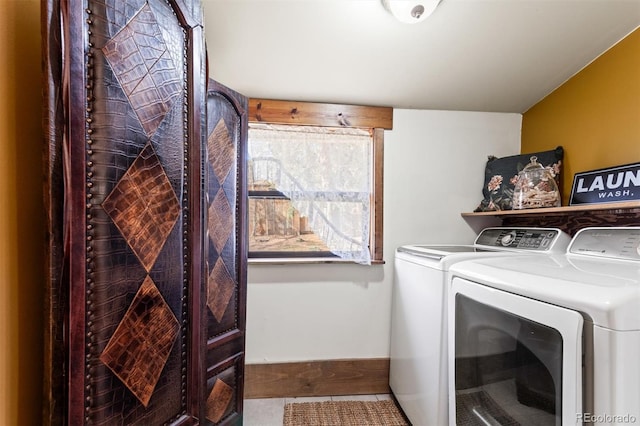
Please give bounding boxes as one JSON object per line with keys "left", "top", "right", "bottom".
{"left": 382, "top": 0, "right": 441, "bottom": 24}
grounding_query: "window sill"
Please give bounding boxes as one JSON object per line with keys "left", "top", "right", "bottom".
{"left": 248, "top": 258, "right": 385, "bottom": 265}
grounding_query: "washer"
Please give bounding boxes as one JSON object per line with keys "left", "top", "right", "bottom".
{"left": 448, "top": 227, "right": 640, "bottom": 426}
{"left": 390, "top": 227, "right": 571, "bottom": 426}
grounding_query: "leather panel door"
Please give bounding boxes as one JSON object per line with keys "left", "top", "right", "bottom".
{"left": 43, "top": 0, "right": 207, "bottom": 424}
{"left": 203, "top": 79, "right": 248, "bottom": 425}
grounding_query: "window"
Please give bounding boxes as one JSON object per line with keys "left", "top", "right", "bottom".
{"left": 247, "top": 99, "right": 392, "bottom": 264}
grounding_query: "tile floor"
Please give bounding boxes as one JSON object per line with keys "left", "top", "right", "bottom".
{"left": 243, "top": 394, "right": 394, "bottom": 426}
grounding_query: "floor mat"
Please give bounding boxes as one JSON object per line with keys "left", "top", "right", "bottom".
{"left": 283, "top": 400, "right": 409, "bottom": 426}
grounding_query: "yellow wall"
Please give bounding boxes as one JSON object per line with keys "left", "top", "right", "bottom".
{"left": 0, "top": 0, "right": 44, "bottom": 424}
{"left": 522, "top": 28, "right": 640, "bottom": 204}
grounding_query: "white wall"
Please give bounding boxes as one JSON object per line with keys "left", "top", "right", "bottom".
{"left": 245, "top": 109, "right": 521, "bottom": 364}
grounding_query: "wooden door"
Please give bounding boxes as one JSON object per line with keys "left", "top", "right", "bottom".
{"left": 41, "top": 0, "right": 248, "bottom": 424}
{"left": 202, "top": 80, "right": 248, "bottom": 425}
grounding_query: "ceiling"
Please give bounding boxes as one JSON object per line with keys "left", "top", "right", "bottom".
{"left": 202, "top": 0, "right": 640, "bottom": 113}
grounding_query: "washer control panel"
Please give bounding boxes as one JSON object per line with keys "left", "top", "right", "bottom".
{"left": 475, "top": 228, "right": 569, "bottom": 252}
{"left": 569, "top": 227, "right": 640, "bottom": 261}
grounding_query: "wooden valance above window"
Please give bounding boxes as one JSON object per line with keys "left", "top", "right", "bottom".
{"left": 249, "top": 98, "right": 393, "bottom": 130}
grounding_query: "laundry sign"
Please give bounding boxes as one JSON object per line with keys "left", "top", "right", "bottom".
{"left": 569, "top": 162, "right": 640, "bottom": 205}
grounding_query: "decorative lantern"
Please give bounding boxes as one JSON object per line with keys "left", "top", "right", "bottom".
{"left": 512, "top": 156, "right": 561, "bottom": 209}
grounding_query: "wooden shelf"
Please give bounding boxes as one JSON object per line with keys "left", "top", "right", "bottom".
{"left": 462, "top": 201, "right": 640, "bottom": 217}
{"left": 461, "top": 201, "right": 640, "bottom": 235}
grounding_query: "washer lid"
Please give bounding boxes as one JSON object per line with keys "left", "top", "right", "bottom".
{"left": 397, "top": 227, "right": 570, "bottom": 260}
{"left": 449, "top": 254, "right": 640, "bottom": 331}
{"left": 397, "top": 244, "right": 496, "bottom": 260}
{"left": 396, "top": 244, "right": 527, "bottom": 271}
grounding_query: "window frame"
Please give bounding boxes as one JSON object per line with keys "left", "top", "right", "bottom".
{"left": 247, "top": 99, "right": 392, "bottom": 264}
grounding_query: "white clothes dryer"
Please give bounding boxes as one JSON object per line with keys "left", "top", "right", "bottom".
{"left": 390, "top": 228, "right": 571, "bottom": 426}
{"left": 448, "top": 227, "right": 640, "bottom": 426}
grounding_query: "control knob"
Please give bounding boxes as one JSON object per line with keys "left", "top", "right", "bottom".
{"left": 501, "top": 231, "right": 517, "bottom": 246}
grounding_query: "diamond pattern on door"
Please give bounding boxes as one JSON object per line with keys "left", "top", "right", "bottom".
{"left": 206, "top": 379, "right": 234, "bottom": 423}
{"left": 102, "top": 142, "right": 180, "bottom": 272}
{"left": 208, "top": 119, "right": 235, "bottom": 184}
{"left": 206, "top": 117, "right": 237, "bottom": 324}
{"left": 99, "top": 276, "right": 180, "bottom": 407}
{"left": 208, "top": 190, "right": 233, "bottom": 255}
{"left": 102, "top": 3, "right": 183, "bottom": 137}
{"left": 207, "top": 258, "right": 235, "bottom": 323}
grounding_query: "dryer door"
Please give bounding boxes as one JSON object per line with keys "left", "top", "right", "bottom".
{"left": 449, "top": 277, "right": 584, "bottom": 426}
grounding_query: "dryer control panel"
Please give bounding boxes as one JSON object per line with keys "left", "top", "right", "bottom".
{"left": 569, "top": 227, "right": 640, "bottom": 261}
{"left": 474, "top": 227, "right": 569, "bottom": 252}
